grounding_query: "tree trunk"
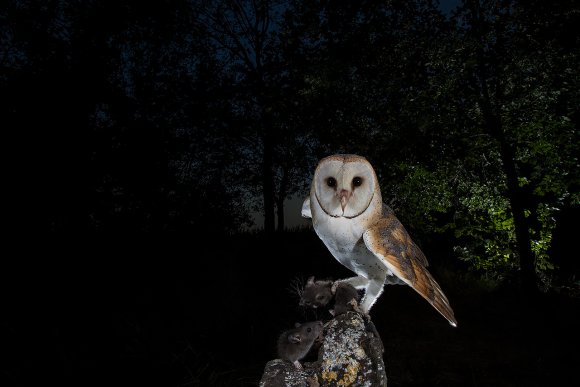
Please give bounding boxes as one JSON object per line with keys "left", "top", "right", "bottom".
{"left": 276, "top": 166, "right": 289, "bottom": 232}
{"left": 468, "top": 0, "right": 538, "bottom": 295}
{"left": 480, "top": 95, "right": 538, "bottom": 295}
{"left": 276, "top": 196, "right": 285, "bottom": 232}
{"left": 262, "top": 128, "right": 276, "bottom": 235}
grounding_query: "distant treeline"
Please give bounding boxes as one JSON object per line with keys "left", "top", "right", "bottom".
{"left": 2, "top": 0, "right": 578, "bottom": 286}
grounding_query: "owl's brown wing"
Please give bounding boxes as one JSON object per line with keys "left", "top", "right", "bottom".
{"left": 363, "top": 214, "right": 457, "bottom": 327}
{"left": 381, "top": 204, "right": 428, "bottom": 267}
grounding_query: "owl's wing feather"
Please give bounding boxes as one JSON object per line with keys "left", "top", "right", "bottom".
{"left": 301, "top": 197, "right": 312, "bottom": 218}
{"left": 381, "top": 204, "right": 428, "bottom": 266}
{"left": 363, "top": 216, "right": 457, "bottom": 327}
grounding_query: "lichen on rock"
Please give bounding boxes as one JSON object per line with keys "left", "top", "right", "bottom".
{"left": 260, "top": 359, "right": 320, "bottom": 387}
{"left": 261, "top": 311, "right": 387, "bottom": 387}
{"left": 318, "top": 312, "right": 386, "bottom": 386}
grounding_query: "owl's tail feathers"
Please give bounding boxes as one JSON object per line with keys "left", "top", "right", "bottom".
{"left": 409, "top": 259, "right": 457, "bottom": 327}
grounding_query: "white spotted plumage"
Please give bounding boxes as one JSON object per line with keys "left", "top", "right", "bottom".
{"left": 303, "top": 154, "right": 457, "bottom": 326}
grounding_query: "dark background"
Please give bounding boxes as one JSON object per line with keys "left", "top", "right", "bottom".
{"left": 2, "top": 1, "right": 579, "bottom": 386}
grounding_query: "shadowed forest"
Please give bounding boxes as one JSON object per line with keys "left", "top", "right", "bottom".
{"left": 2, "top": 0, "right": 579, "bottom": 386}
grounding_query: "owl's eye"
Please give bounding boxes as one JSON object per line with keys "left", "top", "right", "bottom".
{"left": 326, "top": 177, "right": 337, "bottom": 188}
{"left": 352, "top": 176, "right": 363, "bottom": 187}
{"left": 306, "top": 327, "right": 312, "bottom": 333}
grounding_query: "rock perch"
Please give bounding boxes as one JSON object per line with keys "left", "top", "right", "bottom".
{"left": 260, "top": 312, "right": 387, "bottom": 386}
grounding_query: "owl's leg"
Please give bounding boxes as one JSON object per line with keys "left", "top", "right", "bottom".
{"left": 360, "top": 277, "right": 386, "bottom": 313}
{"left": 332, "top": 276, "right": 369, "bottom": 293}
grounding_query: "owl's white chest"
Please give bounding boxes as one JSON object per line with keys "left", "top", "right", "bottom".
{"left": 312, "top": 199, "right": 387, "bottom": 280}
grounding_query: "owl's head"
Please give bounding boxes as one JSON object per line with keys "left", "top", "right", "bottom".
{"left": 313, "top": 154, "right": 379, "bottom": 218}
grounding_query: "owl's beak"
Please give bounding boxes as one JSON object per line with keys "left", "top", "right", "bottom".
{"left": 338, "top": 189, "right": 351, "bottom": 211}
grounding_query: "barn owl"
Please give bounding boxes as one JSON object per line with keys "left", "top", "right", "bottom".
{"left": 302, "top": 154, "right": 457, "bottom": 327}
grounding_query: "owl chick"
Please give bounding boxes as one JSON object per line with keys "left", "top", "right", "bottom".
{"left": 302, "top": 154, "right": 457, "bottom": 327}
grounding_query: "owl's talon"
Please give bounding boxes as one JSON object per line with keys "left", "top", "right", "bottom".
{"left": 330, "top": 281, "right": 339, "bottom": 294}
{"left": 348, "top": 299, "right": 364, "bottom": 315}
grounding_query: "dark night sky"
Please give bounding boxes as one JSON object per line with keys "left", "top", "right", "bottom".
{"left": 438, "top": 0, "right": 461, "bottom": 15}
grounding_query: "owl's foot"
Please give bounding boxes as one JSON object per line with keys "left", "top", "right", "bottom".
{"left": 349, "top": 299, "right": 363, "bottom": 313}
{"left": 355, "top": 305, "right": 372, "bottom": 322}
{"left": 330, "top": 281, "right": 339, "bottom": 295}
{"left": 293, "top": 360, "right": 303, "bottom": 370}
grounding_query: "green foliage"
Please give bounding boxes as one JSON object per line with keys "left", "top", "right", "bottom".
{"left": 5, "top": 0, "right": 577, "bottom": 285}
{"left": 390, "top": 161, "right": 518, "bottom": 279}
{"left": 385, "top": 164, "right": 455, "bottom": 232}
{"left": 279, "top": 0, "right": 580, "bottom": 287}
{"left": 391, "top": 157, "right": 565, "bottom": 283}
